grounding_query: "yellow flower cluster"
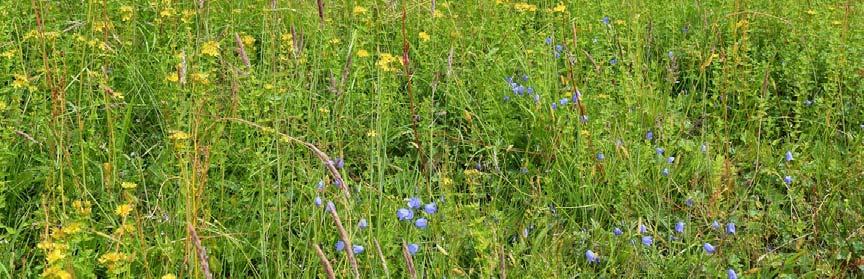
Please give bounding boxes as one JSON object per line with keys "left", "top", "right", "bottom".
{"left": 356, "top": 49, "right": 370, "bottom": 58}
{"left": 73, "top": 200, "right": 92, "bottom": 216}
{"left": 419, "top": 32, "right": 431, "bottom": 42}
{"left": 553, "top": 3, "right": 566, "bottom": 13}
{"left": 99, "top": 252, "right": 131, "bottom": 273}
{"left": 376, "top": 53, "right": 402, "bottom": 72}
{"left": 201, "top": 40, "right": 220, "bottom": 57}
{"left": 353, "top": 6, "right": 367, "bottom": 15}
{"left": 115, "top": 204, "right": 134, "bottom": 218}
{"left": 121, "top": 182, "right": 137, "bottom": 189}
{"left": 514, "top": 3, "right": 537, "bottom": 12}
{"left": 120, "top": 6, "right": 134, "bottom": 21}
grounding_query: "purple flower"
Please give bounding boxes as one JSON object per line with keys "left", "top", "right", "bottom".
{"left": 667, "top": 156, "right": 675, "bottom": 164}
{"left": 408, "top": 197, "right": 422, "bottom": 209}
{"left": 316, "top": 180, "right": 325, "bottom": 190}
{"left": 609, "top": 58, "right": 618, "bottom": 65}
{"left": 555, "top": 44, "right": 564, "bottom": 52}
{"left": 326, "top": 201, "right": 336, "bottom": 212}
{"left": 407, "top": 243, "right": 420, "bottom": 255}
{"left": 423, "top": 203, "right": 438, "bottom": 214}
{"left": 513, "top": 85, "right": 526, "bottom": 95}
{"left": 415, "top": 218, "right": 428, "bottom": 229}
{"left": 613, "top": 227, "right": 623, "bottom": 236}
{"left": 785, "top": 151, "right": 793, "bottom": 162}
{"left": 334, "top": 157, "right": 344, "bottom": 169}
{"left": 533, "top": 94, "right": 540, "bottom": 103}
{"left": 703, "top": 243, "right": 716, "bottom": 254}
{"left": 526, "top": 86, "right": 534, "bottom": 94}
{"left": 783, "top": 176, "right": 793, "bottom": 185}
{"left": 656, "top": 148, "right": 665, "bottom": 155}
{"left": 641, "top": 236, "right": 653, "bottom": 246}
{"left": 352, "top": 245, "right": 365, "bottom": 254}
{"left": 638, "top": 224, "right": 647, "bottom": 234}
{"left": 335, "top": 240, "right": 345, "bottom": 252}
{"left": 685, "top": 198, "right": 694, "bottom": 207}
{"left": 545, "top": 37, "right": 553, "bottom": 44}
{"left": 522, "top": 75, "right": 529, "bottom": 81}
{"left": 572, "top": 90, "right": 582, "bottom": 103}
{"left": 551, "top": 103, "right": 558, "bottom": 110}
{"left": 559, "top": 98, "right": 569, "bottom": 106}
{"left": 727, "top": 269, "right": 738, "bottom": 279}
{"left": 712, "top": 220, "right": 721, "bottom": 229}
{"left": 726, "top": 222, "right": 736, "bottom": 234}
{"left": 358, "top": 218, "right": 368, "bottom": 229}
{"left": 661, "top": 168, "right": 670, "bottom": 176}
{"left": 596, "top": 153, "right": 605, "bottom": 161}
{"left": 601, "top": 16, "right": 610, "bottom": 25}
{"left": 397, "top": 208, "right": 414, "bottom": 221}
{"left": 646, "top": 131, "right": 654, "bottom": 141}
{"left": 314, "top": 196, "right": 323, "bottom": 207}
{"left": 505, "top": 76, "right": 514, "bottom": 83}
{"left": 585, "top": 250, "right": 599, "bottom": 263}
{"left": 675, "top": 221, "right": 685, "bottom": 233}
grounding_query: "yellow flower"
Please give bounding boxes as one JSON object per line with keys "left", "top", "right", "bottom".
{"left": 366, "top": 130, "right": 377, "bottom": 137}
{"left": 433, "top": 10, "right": 444, "bottom": 18}
{"left": 120, "top": 6, "right": 134, "bottom": 21}
{"left": 73, "top": 200, "right": 92, "bottom": 216}
{"left": 115, "top": 204, "right": 134, "bottom": 218}
{"left": 61, "top": 222, "right": 84, "bottom": 235}
{"left": 353, "top": 6, "right": 367, "bottom": 15}
{"left": 42, "top": 266, "right": 72, "bottom": 279}
{"left": 201, "top": 40, "right": 220, "bottom": 57}
{"left": 115, "top": 223, "right": 136, "bottom": 236}
{"left": 92, "top": 21, "right": 113, "bottom": 32}
{"left": 330, "top": 38, "right": 341, "bottom": 45}
{"left": 169, "top": 130, "right": 190, "bottom": 140}
{"left": 831, "top": 20, "right": 841, "bottom": 25}
{"left": 1, "top": 49, "right": 15, "bottom": 59}
{"left": 46, "top": 249, "right": 66, "bottom": 263}
{"left": 11, "top": 74, "right": 30, "bottom": 89}
{"left": 418, "top": 32, "right": 431, "bottom": 42}
{"left": 318, "top": 107, "right": 330, "bottom": 114}
{"left": 805, "top": 9, "right": 817, "bottom": 15}
{"left": 191, "top": 72, "right": 210, "bottom": 84}
{"left": 162, "top": 274, "right": 178, "bottom": 279}
{"left": 165, "top": 73, "right": 179, "bottom": 83}
{"left": 160, "top": 7, "right": 175, "bottom": 18}
{"left": 514, "top": 3, "right": 537, "bottom": 12}
{"left": 614, "top": 19, "right": 626, "bottom": 25}
{"left": 441, "top": 177, "right": 453, "bottom": 186}
{"left": 356, "top": 49, "right": 370, "bottom": 58}
{"left": 181, "top": 9, "right": 196, "bottom": 23}
{"left": 281, "top": 33, "right": 293, "bottom": 43}
{"left": 242, "top": 35, "right": 256, "bottom": 48}
{"left": 552, "top": 3, "right": 566, "bottom": 13}
{"left": 376, "top": 53, "right": 401, "bottom": 72}
{"left": 121, "top": 182, "right": 137, "bottom": 189}
{"left": 263, "top": 83, "right": 274, "bottom": 90}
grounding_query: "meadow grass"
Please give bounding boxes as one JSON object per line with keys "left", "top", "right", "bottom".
{"left": 1, "top": 0, "right": 863, "bottom": 278}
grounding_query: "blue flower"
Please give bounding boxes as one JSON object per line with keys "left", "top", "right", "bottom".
{"left": 314, "top": 196, "right": 323, "bottom": 207}
{"left": 668, "top": 51, "right": 674, "bottom": 59}
{"left": 596, "top": 153, "right": 605, "bottom": 161}
{"left": 661, "top": 168, "right": 670, "bottom": 176}
{"left": 503, "top": 95, "right": 510, "bottom": 101}
{"left": 609, "top": 58, "right": 618, "bottom": 65}
{"left": 335, "top": 240, "right": 345, "bottom": 252}
{"left": 685, "top": 198, "right": 694, "bottom": 207}
{"left": 316, "top": 180, "right": 325, "bottom": 190}
{"left": 601, "top": 16, "right": 610, "bottom": 25}
{"left": 551, "top": 103, "right": 558, "bottom": 110}
{"left": 727, "top": 269, "right": 738, "bottom": 279}
{"left": 667, "top": 156, "right": 675, "bottom": 164}
{"left": 334, "top": 157, "right": 344, "bottom": 169}
{"left": 407, "top": 243, "right": 420, "bottom": 255}
{"left": 700, "top": 143, "right": 708, "bottom": 153}
{"left": 585, "top": 250, "right": 599, "bottom": 263}
{"left": 785, "top": 151, "right": 793, "bottom": 162}
{"left": 638, "top": 224, "right": 647, "bottom": 234}
{"left": 703, "top": 243, "right": 716, "bottom": 254}
{"left": 559, "top": 98, "right": 569, "bottom": 105}
{"left": 712, "top": 220, "right": 721, "bottom": 229}
{"left": 675, "top": 221, "right": 685, "bottom": 233}
{"left": 408, "top": 197, "right": 422, "bottom": 209}
{"left": 613, "top": 227, "right": 623, "bottom": 236}
{"left": 513, "top": 85, "right": 525, "bottom": 95}
{"left": 784, "top": 176, "right": 793, "bottom": 185}
{"left": 646, "top": 131, "right": 654, "bottom": 141}
{"left": 526, "top": 86, "right": 534, "bottom": 94}
{"left": 358, "top": 218, "right": 368, "bottom": 229}
{"left": 505, "top": 76, "right": 514, "bottom": 83}
{"left": 545, "top": 37, "right": 553, "bottom": 44}
{"left": 804, "top": 99, "right": 813, "bottom": 106}
{"left": 656, "top": 148, "right": 665, "bottom": 156}
{"left": 726, "top": 222, "right": 736, "bottom": 234}
{"left": 572, "top": 90, "right": 582, "bottom": 102}
{"left": 522, "top": 75, "right": 529, "bottom": 81}
{"left": 423, "top": 203, "right": 438, "bottom": 214}
{"left": 533, "top": 94, "right": 540, "bottom": 103}
{"left": 641, "top": 236, "right": 653, "bottom": 246}
{"left": 326, "top": 201, "right": 336, "bottom": 212}
{"left": 352, "top": 245, "right": 365, "bottom": 254}
{"left": 555, "top": 45, "right": 564, "bottom": 52}
{"left": 397, "top": 208, "right": 414, "bottom": 221}
{"left": 415, "top": 218, "right": 428, "bottom": 229}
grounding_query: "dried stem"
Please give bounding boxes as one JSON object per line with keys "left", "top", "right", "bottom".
{"left": 313, "top": 244, "right": 336, "bottom": 279}
{"left": 374, "top": 239, "right": 390, "bottom": 276}
{"left": 188, "top": 225, "right": 213, "bottom": 279}
{"left": 401, "top": 4, "right": 427, "bottom": 173}
{"left": 401, "top": 240, "right": 417, "bottom": 279}
{"left": 234, "top": 33, "right": 251, "bottom": 69}
{"left": 327, "top": 203, "right": 360, "bottom": 278}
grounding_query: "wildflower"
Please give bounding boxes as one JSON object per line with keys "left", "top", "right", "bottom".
{"left": 352, "top": 245, "right": 365, "bottom": 254}
{"left": 685, "top": 198, "right": 694, "bottom": 207}
{"left": 120, "top": 6, "right": 134, "bottom": 21}
{"left": 641, "top": 236, "right": 653, "bottom": 246}
{"left": 667, "top": 156, "right": 675, "bottom": 164}
{"left": 201, "top": 41, "right": 220, "bottom": 57}
{"left": 424, "top": 203, "right": 438, "bottom": 214}
{"left": 675, "top": 221, "right": 685, "bottom": 233}
{"left": 585, "top": 250, "right": 599, "bottom": 263}
{"left": 12, "top": 74, "right": 31, "bottom": 89}
{"left": 551, "top": 103, "right": 558, "bottom": 110}
{"left": 408, "top": 197, "right": 422, "bottom": 209}
{"left": 609, "top": 58, "right": 618, "bottom": 65}
{"left": 335, "top": 240, "right": 345, "bottom": 252}
{"left": 358, "top": 219, "right": 368, "bottom": 229}
{"left": 418, "top": 32, "right": 431, "bottom": 42}
{"left": 638, "top": 224, "right": 647, "bottom": 234}
{"left": 646, "top": 130, "right": 654, "bottom": 140}
{"left": 785, "top": 151, "right": 793, "bottom": 162}
{"left": 191, "top": 72, "right": 210, "bottom": 84}
{"left": 727, "top": 269, "right": 738, "bottom": 279}
{"left": 415, "top": 218, "right": 428, "bottom": 229}
{"left": 514, "top": 3, "right": 538, "bottom": 12}
{"left": 783, "top": 176, "right": 793, "bottom": 185}
{"left": 115, "top": 204, "right": 133, "bottom": 218}
{"left": 805, "top": 9, "right": 817, "bottom": 15}
{"left": 656, "top": 148, "right": 665, "bottom": 155}
{"left": 804, "top": 100, "right": 813, "bottom": 106}
{"left": 353, "top": 6, "right": 367, "bottom": 15}
{"left": 356, "top": 49, "right": 370, "bottom": 57}
{"left": 703, "top": 243, "right": 716, "bottom": 254}
{"left": 601, "top": 16, "right": 610, "bottom": 25}
{"left": 545, "top": 37, "right": 552, "bottom": 44}
{"left": 701, "top": 143, "right": 708, "bottom": 153}
{"left": 712, "top": 220, "right": 721, "bottom": 229}
{"left": 397, "top": 208, "right": 414, "bottom": 221}
{"left": 121, "top": 182, "right": 137, "bottom": 189}
{"left": 314, "top": 196, "right": 322, "bottom": 207}
{"left": 162, "top": 274, "right": 177, "bottom": 279}
{"left": 316, "top": 180, "right": 325, "bottom": 190}
{"left": 668, "top": 51, "right": 674, "bottom": 59}
{"left": 533, "top": 94, "right": 540, "bottom": 103}
{"left": 407, "top": 243, "right": 420, "bottom": 255}
{"left": 559, "top": 98, "right": 569, "bottom": 106}
{"left": 526, "top": 87, "right": 534, "bottom": 94}
{"left": 661, "top": 168, "right": 670, "bottom": 176}
{"left": 376, "top": 53, "right": 401, "bottom": 72}
{"left": 613, "top": 227, "right": 623, "bottom": 236}
{"left": 726, "top": 222, "right": 736, "bottom": 234}
{"left": 580, "top": 115, "right": 589, "bottom": 123}
{"left": 326, "top": 201, "right": 336, "bottom": 212}
{"left": 596, "top": 153, "right": 605, "bottom": 161}
{"left": 332, "top": 157, "right": 344, "bottom": 169}
{"left": 552, "top": 3, "right": 566, "bottom": 13}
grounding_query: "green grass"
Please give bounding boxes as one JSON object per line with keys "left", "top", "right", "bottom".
{"left": 1, "top": 0, "right": 863, "bottom": 278}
